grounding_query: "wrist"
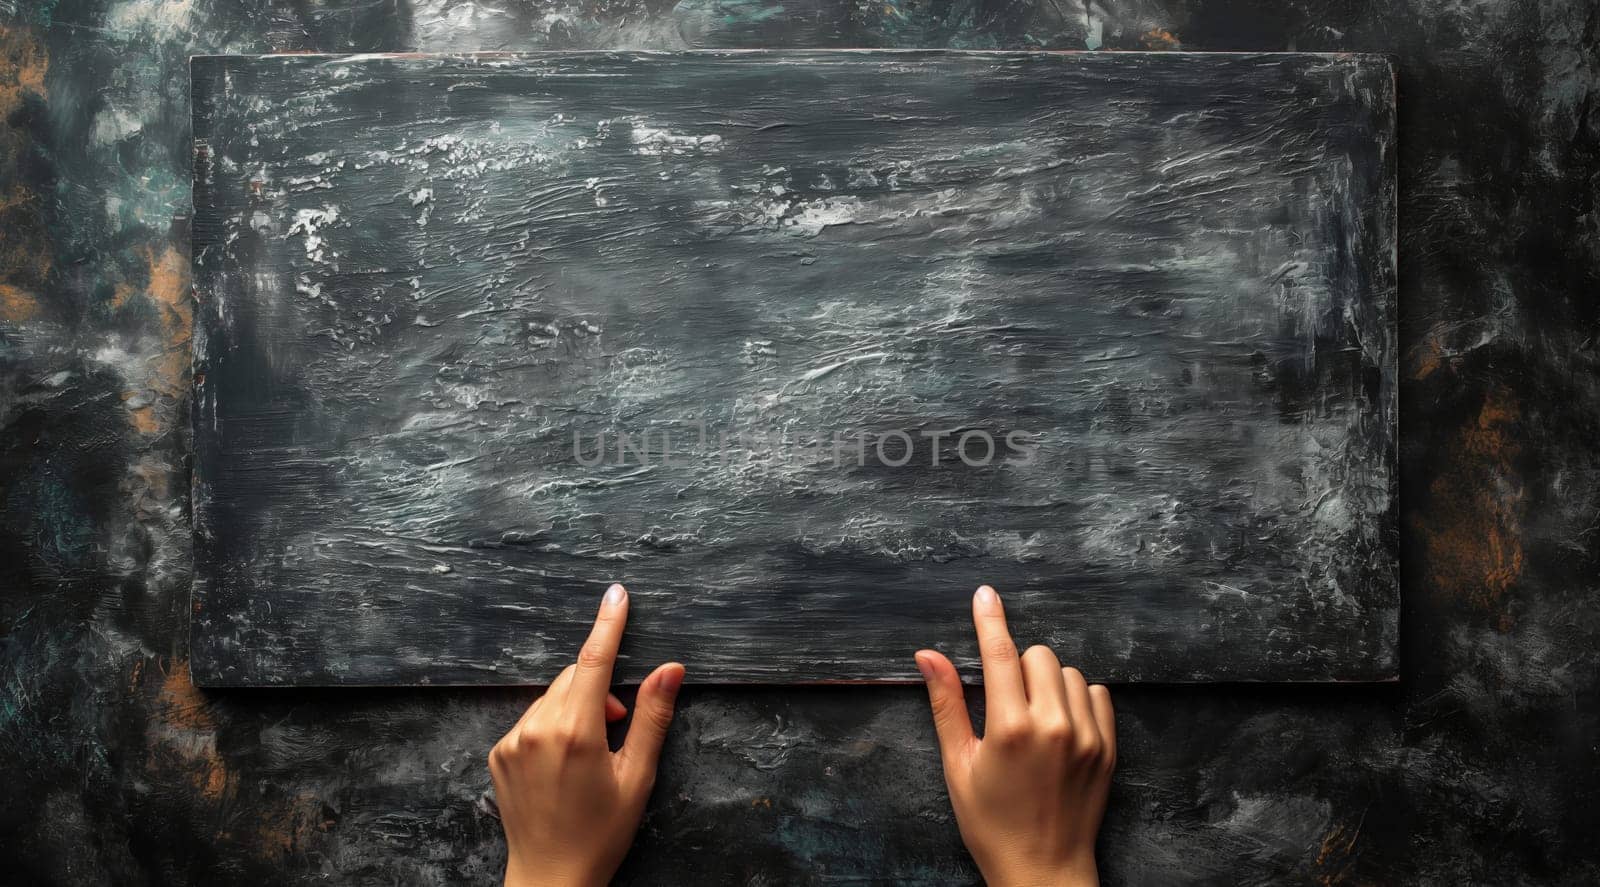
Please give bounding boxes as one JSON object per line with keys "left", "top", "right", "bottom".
{"left": 505, "top": 873, "right": 604, "bottom": 887}
{"left": 505, "top": 857, "right": 608, "bottom": 887}
{"left": 985, "top": 857, "right": 1098, "bottom": 887}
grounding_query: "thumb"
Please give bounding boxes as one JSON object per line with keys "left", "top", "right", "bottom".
{"left": 618, "top": 662, "right": 685, "bottom": 789}
{"left": 915, "top": 650, "right": 975, "bottom": 764}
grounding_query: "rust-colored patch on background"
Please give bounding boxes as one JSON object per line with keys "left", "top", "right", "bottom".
{"left": 254, "top": 791, "right": 335, "bottom": 859}
{"left": 0, "top": 185, "right": 50, "bottom": 299}
{"left": 1410, "top": 337, "right": 1447, "bottom": 379}
{"left": 0, "top": 24, "right": 47, "bottom": 111}
{"left": 121, "top": 390, "right": 160, "bottom": 434}
{"left": 0, "top": 282, "right": 38, "bottom": 322}
{"left": 0, "top": 27, "right": 51, "bottom": 320}
{"left": 1141, "top": 28, "right": 1181, "bottom": 49}
{"left": 127, "top": 405, "right": 160, "bottom": 434}
{"left": 121, "top": 244, "right": 194, "bottom": 434}
{"left": 1314, "top": 819, "right": 1363, "bottom": 885}
{"left": 143, "top": 243, "right": 193, "bottom": 393}
{"left": 156, "top": 659, "right": 213, "bottom": 732}
{"left": 111, "top": 280, "right": 137, "bottom": 309}
{"left": 150, "top": 659, "right": 233, "bottom": 802}
{"left": 1417, "top": 386, "right": 1526, "bottom": 614}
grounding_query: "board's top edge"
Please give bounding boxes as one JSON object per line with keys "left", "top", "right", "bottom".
{"left": 188, "top": 50, "right": 1398, "bottom": 89}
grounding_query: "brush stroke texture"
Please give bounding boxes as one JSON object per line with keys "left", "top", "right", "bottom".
{"left": 189, "top": 51, "right": 1396, "bottom": 686}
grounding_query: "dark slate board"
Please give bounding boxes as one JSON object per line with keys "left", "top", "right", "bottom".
{"left": 189, "top": 51, "right": 1397, "bottom": 687}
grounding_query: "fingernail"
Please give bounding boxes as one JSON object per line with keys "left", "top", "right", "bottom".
{"left": 604, "top": 583, "right": 627, "bottom": 607}
{"left": 659, "top": 664, "right": 684, "bottom": 694}
{"left": 914, "top": 652, "right": 935, "bottom": 681}
{"left": 974, "top": 585, "right": 998, "bottom": 607}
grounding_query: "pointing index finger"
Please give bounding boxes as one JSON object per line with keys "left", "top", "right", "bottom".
{"left": 973, "top": 585, "right": 1027, "bottom": 716}
{"left": 570, "top": 583, "right": 629, "bottom": 710}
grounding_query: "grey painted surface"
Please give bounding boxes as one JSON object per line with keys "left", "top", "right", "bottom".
{"left": 190, "top": 52, "right": 1397, "bottom": 686}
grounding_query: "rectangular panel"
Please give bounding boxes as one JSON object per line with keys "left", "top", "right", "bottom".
{"left": 190, "top": 51, "right": 1397, "bottom": 686}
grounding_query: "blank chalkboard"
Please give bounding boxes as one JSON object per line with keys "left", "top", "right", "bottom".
{"left": 189, "top": 51, "right": 1397, "bottom": 686}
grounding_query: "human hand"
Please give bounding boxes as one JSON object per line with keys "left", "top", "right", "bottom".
{"left": 915, "top": 585, "right": 1116, "bottom": 887}
{"left": 489, "top": 584, "right": 686, "bottom": 887}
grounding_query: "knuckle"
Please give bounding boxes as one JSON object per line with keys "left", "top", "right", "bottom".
{"left": 491, "top": 732, "right": 523, "bottom": 763}
{"left": 1071, "top": 734, "right": 1101, "bottom": 763}
{"left": 987, "top": 719, "right": 1028, "bottom": 747}
{"left": 577, "top": 643, "right": 611, "bottom": 669}
{"left": 516, "top": 724, "right": 544, "bottom": 748}
{"left": 1040, "top": 718, "right": 1072, "bottom": 745}
{"left": 983, "top": 637, "right": 1018, "bottom": 664}
{"left": 556, "top": 724, "right": 585, "bottom": 748}
{"left": 558, "top": 722, "right": 603, "bottom": 754}
{"left": 1062, "top": 666, "right": 1086, "bottom": 685}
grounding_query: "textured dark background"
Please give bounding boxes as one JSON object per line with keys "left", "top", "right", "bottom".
{"left": 190, "top": 51, "right": 1397, "bottom": 688}
{"left": 0, "top": 0, "right": 1595, "bottom": 884}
